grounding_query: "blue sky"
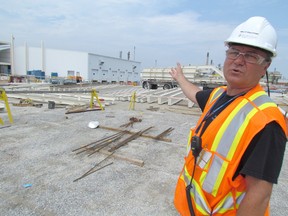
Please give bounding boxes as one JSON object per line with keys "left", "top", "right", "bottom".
{"left": 1, "top": 0, "right": 288, "bottom": 77}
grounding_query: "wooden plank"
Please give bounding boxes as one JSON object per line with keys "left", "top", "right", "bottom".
{"left": 65, "top": 106, "right": 103, "bottom": 114}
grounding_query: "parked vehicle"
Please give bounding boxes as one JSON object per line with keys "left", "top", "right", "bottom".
{"left": 141, "top": 65, "right": 226, "bottom": 90}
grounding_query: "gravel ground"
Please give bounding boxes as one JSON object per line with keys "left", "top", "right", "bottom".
{"left": 0, "top": 90, "right": 287, "bottom": 216}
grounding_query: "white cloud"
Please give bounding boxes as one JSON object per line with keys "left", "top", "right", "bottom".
{"left": 1, "top": 0, "right": 287, "bottom": 75}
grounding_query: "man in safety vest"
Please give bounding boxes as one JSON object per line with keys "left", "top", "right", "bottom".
{"left": 170, "top": 16, "right": 287, "bottom": 216}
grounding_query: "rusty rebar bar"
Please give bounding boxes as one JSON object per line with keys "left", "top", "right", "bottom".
{"left": 72, "top": 131, "right": 127, "bottom": 154}
{"left": 155, "top": 127, "right": 174, "bottom": 140}
{"left": 108, "top": 126, "right": 153, "bottom": 152}
{"left": 73, "top": 162, "right": 113, "bottom": 182}
{"left": 73, "top": 152, "right": 114, "bottom": 182}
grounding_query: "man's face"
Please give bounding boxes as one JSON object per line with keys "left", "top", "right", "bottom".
{"left": 223, "top": 44, "right": 271, "bottom": 89}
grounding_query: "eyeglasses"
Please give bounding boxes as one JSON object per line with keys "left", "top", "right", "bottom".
{"left": 226, "top": 48, "right": 267, "bottom": 65}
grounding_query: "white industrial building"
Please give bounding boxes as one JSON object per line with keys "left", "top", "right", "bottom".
{"left": 0, "top": 40, "right": 141, "bottom": 84}
{"left": 0, "top": 41, "right": 11, "bottom": 75}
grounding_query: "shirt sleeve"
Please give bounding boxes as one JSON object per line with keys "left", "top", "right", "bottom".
{"left": 196, "top": 89, "right": 213, "bottom": 111}
{"left": 237, "top": 121, "right": 287, "bottom": 184}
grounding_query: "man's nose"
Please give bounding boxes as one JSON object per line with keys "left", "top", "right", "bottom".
{"left": 234, "top": 53, "right": 246, "bottom": 63}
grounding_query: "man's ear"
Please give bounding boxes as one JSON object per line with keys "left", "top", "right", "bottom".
{"left": 261, "top": 62, "right": 271, "bottom": 78}
{"left": 264, "top": 61, "right": 271, "bottom": 70}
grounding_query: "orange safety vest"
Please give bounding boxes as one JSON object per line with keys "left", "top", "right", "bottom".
{"left": 174, "top": 84, "right": 287, "bottom": 216}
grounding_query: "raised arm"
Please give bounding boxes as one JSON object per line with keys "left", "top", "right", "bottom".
{"left": 170, "top": 63, "right": 201, "bottom": 104}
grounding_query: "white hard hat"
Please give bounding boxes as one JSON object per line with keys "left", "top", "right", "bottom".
{"left": 225, "top": 16, "right": 277, "bottom": 57}
{"left": 88, "top": 121, "right": 99, "bottom": 129}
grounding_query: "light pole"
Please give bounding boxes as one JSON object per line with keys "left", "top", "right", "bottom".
{"left": 10, "top": 34, "right": 15, "bottom": 75}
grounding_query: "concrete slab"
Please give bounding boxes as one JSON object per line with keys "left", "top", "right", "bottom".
{"left": 0, "top": 96, "right": 195, "bottom": 216}
{"left": 0, "top": 84, "right": 287, "bottom": 216}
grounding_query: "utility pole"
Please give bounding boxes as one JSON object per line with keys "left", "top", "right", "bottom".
{"left": 10, "top": 35, "right": 15, "bottom": 75}
{"left": 41, "top": 40, "right": 46, "bottom": 72}
{"left": 206, "top": 52, "right": 209, "bottom": 65}
{"left": 25, "top": 42, "right": 29, "bottom": 73}
{"left": 127, "top": 51, "right": 130, "bottom": 60}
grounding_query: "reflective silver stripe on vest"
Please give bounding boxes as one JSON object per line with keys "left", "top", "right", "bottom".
{"left": 182, "top": 168, "right": 246, "bottom": 215}
{"left": 209, "top": 88, "right": 225, "bottom": 103}
{"left": 182, "top": 169, "right": 211, "bottom": 214}
{"left": 202, "top": 93, "right": 273, "bottom": 195}
{"left": 212, "top": 191, "right": 245, "bottom": 213}
{"left": 217, "top": 94, "right": 273, "bottom": 157}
